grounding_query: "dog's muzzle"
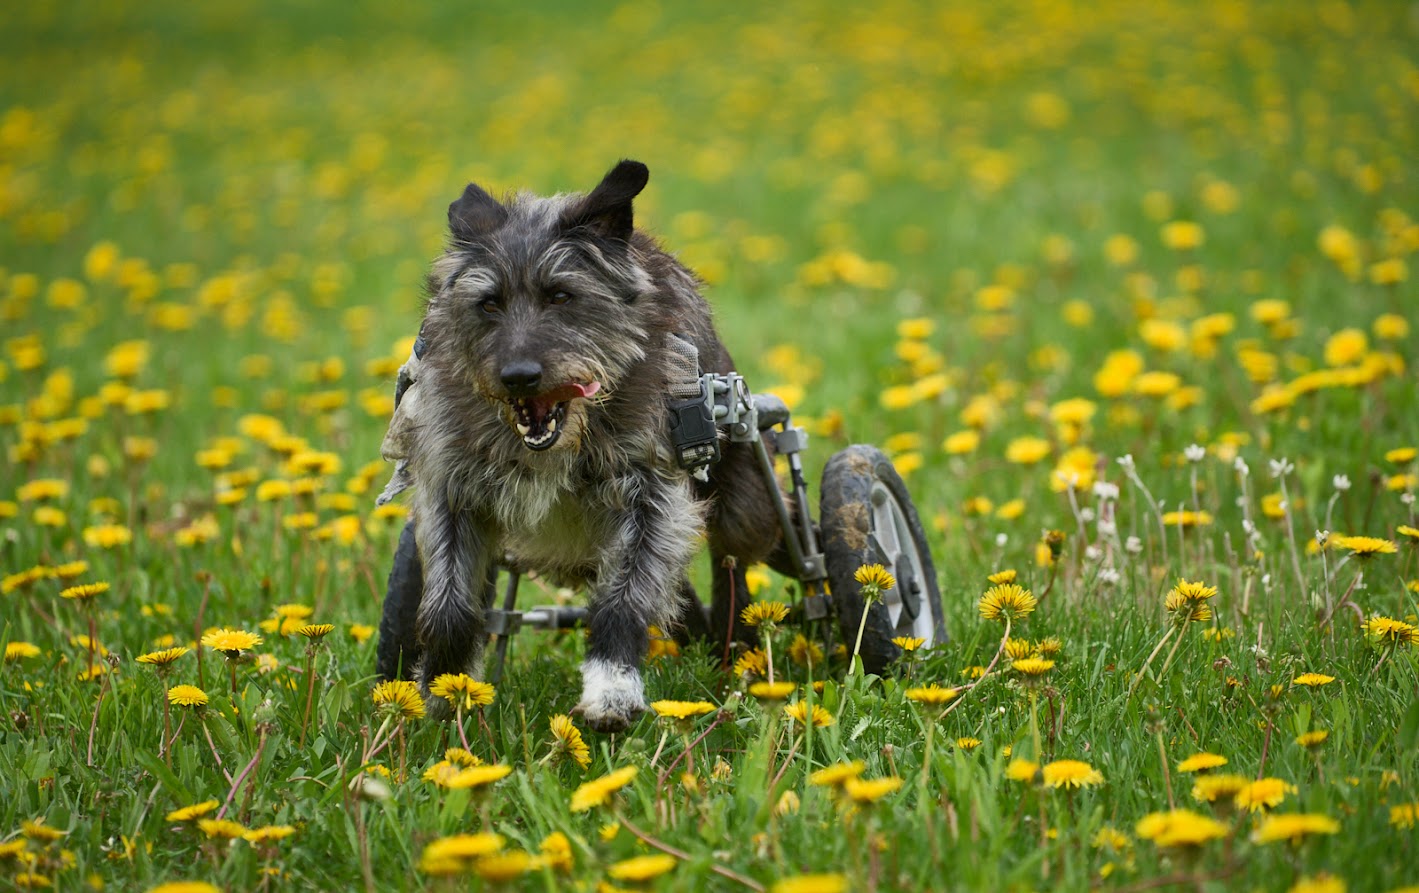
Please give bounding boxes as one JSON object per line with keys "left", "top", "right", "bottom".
{"left": 508, "top": 381, "right": 601, "bottom": 451}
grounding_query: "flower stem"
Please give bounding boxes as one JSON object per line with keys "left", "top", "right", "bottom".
{"left": 299, "top": 650, "right": 317, "bottom": 749}
{"left": 1128, "top": 625, "right": 1176, "bottom": 701}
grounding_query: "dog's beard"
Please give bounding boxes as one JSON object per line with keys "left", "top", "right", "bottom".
{"left": 501, "top": 380, "right": 601, "bottom": 451}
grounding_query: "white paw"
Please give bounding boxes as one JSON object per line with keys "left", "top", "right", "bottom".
{"left": 573, "top": 659, "right": 647, "bottom": 733}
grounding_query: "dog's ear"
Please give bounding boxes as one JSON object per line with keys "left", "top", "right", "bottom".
{"left": 562, "top": 160, "right": 649, "bottom": 244}
{"left": 448, "top": 183, "right": 508, "bottom": 243}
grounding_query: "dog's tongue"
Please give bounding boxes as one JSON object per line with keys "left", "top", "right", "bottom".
{"left": 530, "top": 381, "right": 601, "bottom": 416}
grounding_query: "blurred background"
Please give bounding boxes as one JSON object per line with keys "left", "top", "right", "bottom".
{"left": 1, "top": 0, "right": 1415, "bottom": 535}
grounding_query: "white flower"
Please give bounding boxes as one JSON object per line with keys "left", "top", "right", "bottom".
{"left": 1084, "top": 545, "right": 1102, "bottom": 562}
{"left": 1403, "top": 493, "right": 1416, "bottom": 506}
{"left": 1092, "top": 481, "right": 1120, "bottom": 501}
{"left": 1242, "top": 519, "right": 1257, "bottom": 537}
{"left": 1117, "top": 454, "right": 1136, "bottom": 471}
{"left": 1097, "top": 519, "right": 1117, "bottom": 537}
{"left": 1099, "top": 567, "right": 1121, "bottom": 586}
{"left": 1233, "top": 456, "right": 1249, "bottom": 477}
{"left": 995, "top": 533, "right": 1009, "bottom": 548}
{"left": 1261, "top": 573, "right": 1272, "bottom": 589}
{"left": 1125, "top": 536, "right": 1143, "bottom": 554}
{"left": 1079, "top": 507, "right": 1096, "bottom": 523}
{"left": 1315, "top": 529, "right": 1329, "bottom": 547}
{"left": 1332, "top": 474, "right": 1351, "bottom": 492}
{"left": 1268, "top": 457, "right": 1294, "bottom": 478}
{"left": 1184, "top": 444, "right": 1206, "bottom": 463}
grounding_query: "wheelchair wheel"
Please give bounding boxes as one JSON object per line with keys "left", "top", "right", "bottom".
{"left": 819, "top": 445, "right": 946, "bottom": 674}
{"left": 376, "top": 520, "right": 424, "bottom": 681}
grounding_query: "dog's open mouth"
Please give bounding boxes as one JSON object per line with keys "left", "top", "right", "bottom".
{"left": 509, "top": 381, "right": 601, "bottom": 450}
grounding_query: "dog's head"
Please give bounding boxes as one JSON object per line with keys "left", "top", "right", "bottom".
{"left": 423, "top": 161, "right": 657, "bottom": 453}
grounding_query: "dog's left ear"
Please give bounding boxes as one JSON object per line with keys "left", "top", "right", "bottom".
{"left": 562, "top": 160, "right": 649, "bottom": 244}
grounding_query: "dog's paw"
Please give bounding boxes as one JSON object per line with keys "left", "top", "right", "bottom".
{"left": 575, "top": 659, "right": 647, "bottom": 734}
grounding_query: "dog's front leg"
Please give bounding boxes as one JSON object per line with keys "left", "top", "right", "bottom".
{"left": 413, "top": 481, "right": 497, "bottom": 710}
{"left": 578, "top": 475, "right": 702, "bottom": 733}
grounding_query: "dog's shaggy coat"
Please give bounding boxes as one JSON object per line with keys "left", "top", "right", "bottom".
{"left": 378, "top": 160, "right": 785, "bottom": 731}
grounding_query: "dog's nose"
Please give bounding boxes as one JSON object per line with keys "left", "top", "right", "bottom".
{"left": 499, "top": 360, "right": 543, "bottom": 395}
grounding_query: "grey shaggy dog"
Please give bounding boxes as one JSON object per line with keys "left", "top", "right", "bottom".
{"left": 376, "top": 160, "right": 786, "bottom": 732}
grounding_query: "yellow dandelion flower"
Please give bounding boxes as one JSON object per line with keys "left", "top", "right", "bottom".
{"left": 349, "top": 624, "right": 374, "bottom": 643}
{"left": 956, "top": 737, "right": 982, "bottom": 752}
{"left": 1005, "top": 436, "right": 1051, "bottom": 465}
{"left": 1176, "top": 752, "right": 1228, "bottom": 773}
{"left": 809, "top": 761, "right": 866, "bottom": 787}
{"left": 473, "top": 852, "right": 538, "bottom": 882}
{"left": 651, "top": 700, "right": 716, "bottom": 720}
{"left": 429, "top": 673, "right": 495, "bottom": 710}
{"left": 20, "top": 819, "right": 66, "bottom": 842}
{"left": 1235, "top": 778, "right": 1297, "bottom": 812}
{"left": 1288, "top": 874, "right": 1346, "bottom": 893}
{"left": 1006, "top": 759, "right": 1040, "bottom": 782}
{"left": 1333, "top": 535, "right": 1397, "bottom": 558}
{"left": 843, "top": 775, "right": 903, "bottom": 803}
{"left": 1295, "top": 730, "right": 1329, "bottom": 749}
{"left": 1004, "top": 638, "right": 1034, "bottom": 660}
{"left": 1160, "top": 510, "right": 1213, "bottom": 527}
{"left": 446, "top": 764, "right": 513, "bottom": 791}
{"left": 549, "top": 714, "right": 591, "bottom": 770}
{"left": 978, "top": 583, "right": 1036, "bottom": 622}
{"left": 987, "top": 569, "right": 1018, "bottom": 585}
{"left": 296, "top": 623, "right": 334, "bottom": 640}
{"left": 1136, "top": 809, "right": 1228, "bottom": 847}
{"left": 1389, "top": 803, "right": 1418, "bottom": 829}
{"left": 735, "top": 649, "right": 769, "bottom": 678}
{"left": 905, "top": 684, "right": 958, "bottom": 705}
{"left": 1191, "top": 773, "right": 1250, "bottom": 804}
{"left": 371, "top": 680, "right": 425, "bottom": 720}
{"left": 570, "top": 766, "right": 637, "bottom": 812}
{"left": 145, "top": 884, "right": 223, "bottom": 893}
{"left": 784, "top": 701, "right": 834, "bottom": 728}
{"left": 853, "top": 563, "right": 896, "bottom": 591}
{"left": 608, "top": 854, "right": 678, "bottom": 882}
{"left": 243, "top": 825, "right": 296, "bottom": 844}
{"left": 5, "top": 642, "right": 41, "bottom": 661}
{"left": 1251, "top": 812, "right": 1340, "bottom": 844}
{"left": 137, "top": 646, "right": 189, "bottom": 669}
{"left": 771, "top": 874, "right": 849, "bottom": 893}
{"left": 1293, "top": 673, "right": 1335, "bottom": 687}
{"left": 540, "top": 831, "right": 573, "bottom": 873}
{"left": 201, "top": 628, "right": 262, "bottom": 655}
{"left": 82, "top": 523, "right": 133, "bottom": 548}
{"left": 422, "top": 832, "right": 505, "bottom": 862}
{"left": 197, "top": 819, "right": 247, "bottom": 839}
{"left": 1041, "top": 759, "right": 1103, "bottom": 789}
{"left": 787, "top": 633, "right": 824, "bottom": 666}
{"left": 167, "top": 685, "right": 209, "bottom": 708}
{"left": 748, "top": 681, "right": 796, "bottom": 701}
{"left": 1363, "top": 616, "right": 1419, "bottom": 646}
{"left": 893, "top": 636, "right": 925, "bottom": 652}
{"left": 740, "top": 601, "right": 790, "bottom": 627}
{"left": 1013, "top": 657, "right": 1055, "bottom": 676}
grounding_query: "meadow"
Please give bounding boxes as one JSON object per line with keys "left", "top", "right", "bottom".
{"left": 1, "top": 0, "right": 1417, "bottom": 890}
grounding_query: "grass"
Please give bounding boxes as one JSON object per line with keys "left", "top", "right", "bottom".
{"left": 1, "top": 0, "right": 1417, "bottom": 890}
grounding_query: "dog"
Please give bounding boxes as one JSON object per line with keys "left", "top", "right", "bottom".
{"left": 375, "top": 160, "right": 787, "bottom": 732}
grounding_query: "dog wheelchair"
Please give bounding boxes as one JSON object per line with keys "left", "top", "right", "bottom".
{"left": 376, "top": 337, "right": 946, "bottom": 684}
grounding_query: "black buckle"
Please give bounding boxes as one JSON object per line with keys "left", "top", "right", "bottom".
{"left": 668, "top": 394, "right": 720, "bottom": 470}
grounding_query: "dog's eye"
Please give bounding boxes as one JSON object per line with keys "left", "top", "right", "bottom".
{"left": 549, "top": 290, "right": 573, "bottom": 306}
{"left": 477, "top": 297, "right": 501, "bottom": 316}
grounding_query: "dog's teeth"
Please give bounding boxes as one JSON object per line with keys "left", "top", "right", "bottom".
{"left": 547, "top": 417, "right": 557, "bottom": 432}
{"left": 516, "top": 422, "right": 531, "bottom": 436}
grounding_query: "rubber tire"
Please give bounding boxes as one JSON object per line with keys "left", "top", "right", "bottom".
{"left": 819, "top": 444, "right": 946, "bottom": 675}
{"left": 376, "top": 520, "right": 424, "bottom": 681}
